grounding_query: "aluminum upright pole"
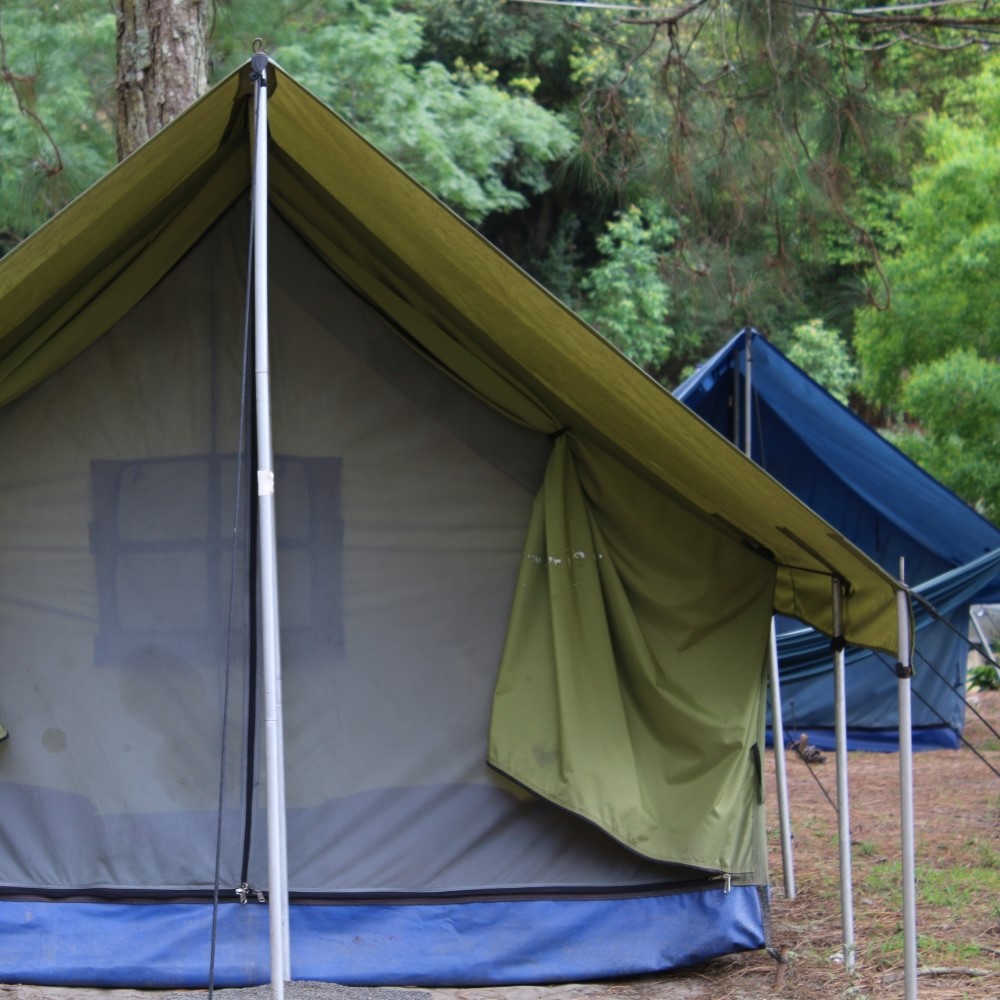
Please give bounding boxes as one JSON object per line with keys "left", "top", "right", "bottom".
{"left": 897, "top": 560, "right": 918, "bottom": 999}
{"left": 832, "top": 579, "right": 856, "bottom": 973}
{"left": 742, "top": 330, "right": 795, "bottom": 898}
{"left": 768, "top": 621, "right": 795, "bottom": 898}
{"left": 251, "top": 51, "right": 291, "bottom": 996}
{"left": 970, "top": 609, "right": 1000, "bottom": 681}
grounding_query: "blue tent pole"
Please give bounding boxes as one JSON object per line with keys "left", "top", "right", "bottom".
{"left": 251, "top": 49, "right": 291, "bottom": 995}
{"left": 897, "top": 560, "right": 918, "bottom": 999}
{"left": 743, "top": 332, "right": 752, "bottom": 457}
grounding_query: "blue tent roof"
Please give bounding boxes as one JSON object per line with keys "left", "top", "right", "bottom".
{"left": 676, "top": 328, "right": 1000, "bottom": 750}
{"left": 676, "top": 329, "right": 1000, "bottom": 595}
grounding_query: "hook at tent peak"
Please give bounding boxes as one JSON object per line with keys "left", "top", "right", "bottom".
{"left": 249, "top": 41, "right": 270, "bottom": 88}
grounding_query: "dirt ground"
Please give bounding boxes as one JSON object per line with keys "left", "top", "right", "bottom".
{"left": 751, "top": 685, "right": 1000, "bottom": 1000}
{"left": 3, "top": 690, "right": 998, "bottom": 1000}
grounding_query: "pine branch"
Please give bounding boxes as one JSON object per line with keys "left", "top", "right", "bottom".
{"left": 0, "top": 23, "right": 63, "bottom": 177}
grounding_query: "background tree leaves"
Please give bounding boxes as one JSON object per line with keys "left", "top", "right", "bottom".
{"left": 0, "top": 0, "right": 116, "bottom": 254}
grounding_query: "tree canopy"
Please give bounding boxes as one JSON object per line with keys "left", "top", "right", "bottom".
{"left": 855, "top": 55, "right": 1000, "bottom": 516}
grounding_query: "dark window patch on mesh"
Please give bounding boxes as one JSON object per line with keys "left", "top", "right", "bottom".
{"left": 90, "top": 454, "right": 343, "bottom": 668}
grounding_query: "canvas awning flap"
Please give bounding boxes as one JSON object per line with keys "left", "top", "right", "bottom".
{"left": 489, "top": 434, "right": 775, "bottom": 876}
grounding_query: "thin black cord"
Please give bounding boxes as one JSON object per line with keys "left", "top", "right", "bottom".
{"left": 208, "top": 196, "right": 256, "bottom": 998}
{"left": 905, "top": 655, "right": 1000, "bottom": 781}
{"left": 785, "top": 736, "right": 840, "bottom": 816}
{"left": 910, "top": 647, "right": 1000, "bottom": 745}
{"left": 872, "top": 649, "right": 1000, "bottom": 782}
{"left": 872, "top": 648, "right": 957, "bottom": 725}
{"left": 947, "top": 726, "right": 1000, "bottom": 782}
{"left": 898, "top": 583, "right": 1000, "bottom": 745}
{"left": 780, "top": 585, "right": 1000, "bottom": 817}
{"left": 910, "top": 588, "right": 1000, "bottom": 668}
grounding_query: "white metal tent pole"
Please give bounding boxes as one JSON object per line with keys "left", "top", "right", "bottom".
{"left": 832, "top": 579, "right": 856, "bottom": 973}
{"left": 897, "top": 560, "right": 918, "bottom": 999}
{"left": 768, "top": 622, "right": 795, "bottom": 898}
{"left": 969, "top": 608, "right": 1000, "bottom": 682}
{"left": 251, "top": 50, "right": 291, "bottom": 996}
{"left": 742, "top": 330, "right": 795, "bottom": 898}
{"left": 970, "top": 607, "right": 991, "bottom": 660}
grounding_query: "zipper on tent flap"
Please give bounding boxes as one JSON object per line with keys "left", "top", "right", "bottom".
{"left": 710, "top": 873, "right": 733, "bottom": 894}
{"left": 0, "top": 886, "right": 265, "bottom": 904}
{"left": 235, "top": 882, "right": 266, "bottom": 904}
{"left": 288, "top": 877, "right": 740, "bottom": 906}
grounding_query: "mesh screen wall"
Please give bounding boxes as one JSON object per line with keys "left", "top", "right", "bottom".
{"left": 0, "top": 204, "right": 694, "bottom": 898}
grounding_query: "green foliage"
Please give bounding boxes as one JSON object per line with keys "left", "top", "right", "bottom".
{"left": 855, "top": 57, "right": 1000, "bottom": 405}
{"left": 865, "top": 857, "right": 1000, "bottom": 914}
{"left": 214, "top": 0, "right": 574, "bottom": 224}
{"left": 577, "top": 203, "right": 677, "bottom": 372}
{"left": 0, "top": 0, "right": 116, "bottom": 253}
{"left": 853, "top": 57, "right": 1000, "bottom": 518}
{"left": 556, "top": 3, "right": 936, "bottom": 350}
{"left": 409, "top": 0, "right": 581, "bottom": 107}
{"left": 882, "top": 351, "right": 1000, "bottom": 518}
{"left": 776, "top": 319, "right": 857, "bottom": 404}
{"left": 968, "top": 660, "right": 1000, "bottom": 692}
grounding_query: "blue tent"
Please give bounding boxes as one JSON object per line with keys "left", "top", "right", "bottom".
{"left": 676, "top": 328, "right": 1000, "bottom": 750}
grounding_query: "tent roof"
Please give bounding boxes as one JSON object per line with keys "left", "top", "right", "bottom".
{"left": 676, "top": 328, "right": 1000, "bottom": 598}
{"left": 0, "top": 61, "right": 903, "bottom": 653}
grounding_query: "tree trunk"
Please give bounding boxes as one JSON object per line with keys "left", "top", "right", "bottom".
{"left": 116, "top": 0, "right": 209, "bottom": 161}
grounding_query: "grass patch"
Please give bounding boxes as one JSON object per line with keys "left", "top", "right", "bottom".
{"left": 862, "top": 857, "right": 1000, "bottom": 910}
{"left": 920, "top": 866, "right": 981, "bottom": 907}
{"left": 874, "top": 931, "right": 986, "bottom": 964}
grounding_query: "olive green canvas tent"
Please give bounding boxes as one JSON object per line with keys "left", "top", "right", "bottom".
{"left": 0, "top": 61, "right": 902, "bottom": 988}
